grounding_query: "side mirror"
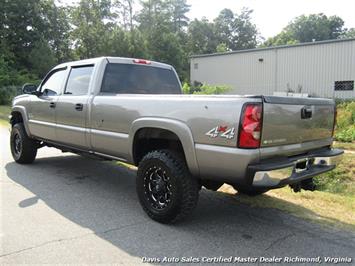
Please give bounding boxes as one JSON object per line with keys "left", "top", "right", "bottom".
{"left": 22, "top": 83, "right": 38, "bottom": 95}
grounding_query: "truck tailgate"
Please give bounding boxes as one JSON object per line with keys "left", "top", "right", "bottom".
{"left": 261, "top": 96, "right": 335, "bottom": 147}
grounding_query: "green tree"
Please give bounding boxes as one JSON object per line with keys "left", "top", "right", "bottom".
{"left": 264, "top": 13, "right": 346, "bottom": 46}
{"left": 137, "top": 0, "right": 187, "bottom": 77}
{"left": 232, "top": 8, "right": 258, "bottom": 49}
{"left": 137, "top": 0, "right": 171, "bottom": 33}
{"left": 70, "top": 0, "right": 116, "bottom": 58}
{"left": 0, "top": 0, "right": 47, "bottom": 70}
{"left": 111, "top": 0, "right": 148, "bottom": 58}
{"left": 28, "top": 39, "right": 57, "bottom": 77}
{"left": 42, "top": 0, "right": 72, "bottom": 62}
{"left": 167, "top": 0, "right": 190, "bottom": 79}
{"left": 168, "top": 0, "right": 190, "bottom": 32}
{"left": 0, "top": 0, "right": 66, "bottom": 83}
{"left": 116, "top": 0, "right": 135, "bottom": 31}
{"left": 0, "top": 55, "right": 13, "bottom": 87}
{"left": 214, "top": 9, "right": 234, "bottom": 48}
{"left": 214, "top": 8, "right": 258, "bottom": 50}
{"left": 287, "top": 14, "right": 345, "bottom": 42}
{"left": 187, "top": 18, "right": 218, "bottom": 54}
{"left": 262, "top": 31, "right": 298, "bottom": 47}
{"left": 216, "top": 43, "right": 229, "bottom": 53}
{"left": 342, "top": 28, "right": 355, "bottom": 38}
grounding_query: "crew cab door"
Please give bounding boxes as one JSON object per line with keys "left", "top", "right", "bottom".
{"left": 29, "top": 67, "right": 68, "bottom": 140}
{"left": 55, "top": 65, "right": 94, "bottom": 148}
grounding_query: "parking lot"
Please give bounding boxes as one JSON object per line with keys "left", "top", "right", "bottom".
{"left": 1, "top": 127, "right": 354, "bottom": 264}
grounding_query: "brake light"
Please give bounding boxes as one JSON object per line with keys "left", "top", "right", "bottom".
{"left": 238, "top": 103, "right": 263, "bottom": 148}
{"left": 133, "top": 59, "right": 151, "bottom": 64}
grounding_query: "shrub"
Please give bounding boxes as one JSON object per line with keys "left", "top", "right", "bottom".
{"left": 182, "top": 82, "right": 231, "bottom": 95}
{"left": 194, "top": 84, "right": 231, "bottom": 94}
{"left": 0, "top": 86, "right": 21, "bottom": 105}
{"left": 182, "top": 82, "right": 190, "bottom": 94}
{"left": 334, "top": 100, "right": 355, "bottom": 142}
{"left": 0, "top": 70, "right": 40, "bottom": 105}
{"left": 336, "top": 109, "right": 352, "bottom": 129}
{"left": 335, "top": 125, "right": 355, "bottom": 142}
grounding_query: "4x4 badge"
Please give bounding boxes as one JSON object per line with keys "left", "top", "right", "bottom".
{"left": 206, "top": 126, "right": 235, "bottom": 139}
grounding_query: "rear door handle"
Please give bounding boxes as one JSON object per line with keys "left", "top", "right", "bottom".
{"left": 75, "top": 103, "right": 83, "bottom": 111}
{"left": 49, "top": 102, "right": 56, "bottom": 108}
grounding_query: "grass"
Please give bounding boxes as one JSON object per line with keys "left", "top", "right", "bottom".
{"left": 219, "top": 153, "right": 355, "bottom": 231}
{"left": 219, "top": 185, "right": 355, "bottom": 232}
{"left": 116, "top": 161, "right": 137, "bottom": 170}
{"left": 333, "top": 141, "right": 355, "bottom": 151}
{"left": 0, "top": 105, "right": 11, "bottom": 126}
{"left": 334, "top": 101, "right": 355, "bottom": 143}
{"left": 314, "top": 153, "right": 355, "bottom": 195}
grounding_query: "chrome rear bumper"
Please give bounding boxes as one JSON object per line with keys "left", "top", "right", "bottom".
{"left": 249, "top": 148, "right": 343, "bottom": 188}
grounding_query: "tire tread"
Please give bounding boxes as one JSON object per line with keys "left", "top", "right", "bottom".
{"left": 137, "top": 149, "right": 199, "bottom": 223}
{"left": 11, "top": 123, "right": 37, "bottom": 164}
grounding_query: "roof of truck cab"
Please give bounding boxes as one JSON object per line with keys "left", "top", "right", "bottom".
{"left": 54, "top": 57, "right": 104, "bottom": 69}
{"left": 53, "top": 57, "right": 173, "bottom": 70}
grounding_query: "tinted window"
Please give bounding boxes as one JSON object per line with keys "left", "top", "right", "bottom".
{"left": 101, "top": 63, "right": 181, "bottom": 94}
{"left": 41, "top": 69, "right": 67, "bottom": 96}
{"left": 65, "top": 66, "right": 94, "bottom": 95}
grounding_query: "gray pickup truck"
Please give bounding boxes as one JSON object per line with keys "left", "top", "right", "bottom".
{"left": 10, "top": 57, "right": 343, "bottom": 223}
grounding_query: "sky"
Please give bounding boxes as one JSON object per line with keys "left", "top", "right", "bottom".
{"left": 186, "top": 0, "right": 355, "bottom": 38}
{"left": 60, "top": 0, "right": 355, "bottom": 39}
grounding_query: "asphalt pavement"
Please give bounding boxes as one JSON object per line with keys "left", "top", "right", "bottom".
{"left": 0, "top": 126, "right": 354, "bottom": 265}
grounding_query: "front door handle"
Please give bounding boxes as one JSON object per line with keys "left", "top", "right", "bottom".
{"left": 75, "top": 103, "right": 83, "bottom": 111}
{"left": 49, "top": 102, "right": 56, "bottom": 108}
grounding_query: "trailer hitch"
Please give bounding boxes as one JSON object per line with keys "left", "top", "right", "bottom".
{"left": 290, "top": 178, "right": 316, "bottom": 193}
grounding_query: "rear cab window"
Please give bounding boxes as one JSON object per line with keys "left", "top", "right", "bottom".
{"left": 100, "top": 63, "right": 181, "bottom": 94}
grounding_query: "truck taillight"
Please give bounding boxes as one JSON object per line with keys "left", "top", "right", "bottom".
{"left": 238, "top": 103, "right": 263, "bottom": 148}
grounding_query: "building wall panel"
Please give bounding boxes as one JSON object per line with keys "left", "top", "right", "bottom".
{"left": 190, "top": 39, "right": 355, "bottom": 99}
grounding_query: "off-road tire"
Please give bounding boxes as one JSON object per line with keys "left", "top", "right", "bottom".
{"left": 136, "top": 150, "right": 199, "bottom": 223}
{"left": 10, "top": 123, "right": 37, "bottom": 164}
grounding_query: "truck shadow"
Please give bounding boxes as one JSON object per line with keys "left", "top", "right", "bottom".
{"left": 5, "top": 155, "right": 355, "bottom": 260}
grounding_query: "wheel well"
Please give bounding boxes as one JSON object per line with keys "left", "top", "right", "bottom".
{"left": 133, "top": 128, "right": 185, "bottom": 165}
{"left": 10, "top": 111, "right": 23, "bottom": 127}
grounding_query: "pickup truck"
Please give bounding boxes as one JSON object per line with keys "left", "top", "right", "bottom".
{"left": 10, "top": 57, "right": 343, "bottom": 223}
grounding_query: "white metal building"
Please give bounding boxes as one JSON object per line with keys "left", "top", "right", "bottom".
{"left": 190, "top": 38, "right": 355, "bottom": 99}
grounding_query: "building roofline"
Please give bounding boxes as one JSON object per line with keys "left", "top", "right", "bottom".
{"left": 190, "top": 37, "right": 355, "bottom": 59}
